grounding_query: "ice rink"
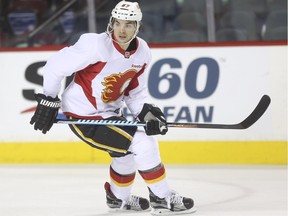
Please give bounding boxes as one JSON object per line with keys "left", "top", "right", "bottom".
{"left": 0, "top": 165, "right": 286, "bottom": 216}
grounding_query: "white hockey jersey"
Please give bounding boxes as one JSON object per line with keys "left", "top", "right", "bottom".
{"left": 42, "top": 33, "right": 152, "bottom": 119}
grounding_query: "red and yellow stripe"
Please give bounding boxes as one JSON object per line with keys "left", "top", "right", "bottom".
{"left": 139, "top": 164, "right": 167, "bottom": 184}
{"left": 110, "top": 166, "right": 136, "bottom": 187}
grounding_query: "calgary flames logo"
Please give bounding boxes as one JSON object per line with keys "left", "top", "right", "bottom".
{"left": 101, "top": 69, "right": 137, "bottom": 103}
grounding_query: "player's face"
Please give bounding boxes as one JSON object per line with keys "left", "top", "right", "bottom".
{"left": 113, "top": 19, "right": 137, "bottom": 44}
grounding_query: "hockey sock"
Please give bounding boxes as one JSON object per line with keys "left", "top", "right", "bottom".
{"left": 109, "top": 166, "right": 136, "bottom": 201}
{"left": 139, "top": 163, "right": 171, "bottom": 198}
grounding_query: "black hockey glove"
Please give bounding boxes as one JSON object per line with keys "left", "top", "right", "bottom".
{"left": 30, "top": 93, "right": 61, "bottom": 134}
{"left": 137, "top": 103, "right": 168, "bottom": 136}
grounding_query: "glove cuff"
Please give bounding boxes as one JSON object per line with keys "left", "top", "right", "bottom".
{"left": 35, "top": 93, "right": 61, "bottom": 109}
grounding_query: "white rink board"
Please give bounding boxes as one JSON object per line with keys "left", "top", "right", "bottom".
{"left": 0, "top": 45, "right": 286, "bottom": 142}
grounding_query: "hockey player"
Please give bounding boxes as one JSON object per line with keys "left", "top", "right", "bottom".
{"left": 30, "top": 1, "right": 195, "bottom": 215}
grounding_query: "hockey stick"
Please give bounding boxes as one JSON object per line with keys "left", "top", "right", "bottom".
{"left": 55, "top": 95, "right": 271, "bottom": 129}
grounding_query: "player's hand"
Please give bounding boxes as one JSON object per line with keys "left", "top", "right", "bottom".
{"left": 30, "top": 93, "right": 61, "bottom": 134}
{"left": 137, "top": 103, "right": 168, "bottom": 135}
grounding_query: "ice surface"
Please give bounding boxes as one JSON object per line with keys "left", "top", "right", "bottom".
{"left": 0, "top": 165, "right": 286, "bottom": 216}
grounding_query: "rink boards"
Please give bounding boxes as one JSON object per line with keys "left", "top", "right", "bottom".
{"left": 0, "top": 43, "right": 286, "bottom": 164}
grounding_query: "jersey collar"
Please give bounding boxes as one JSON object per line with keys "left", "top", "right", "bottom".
{"left": 112, "top": 35, "right": 138, "bottom": 58}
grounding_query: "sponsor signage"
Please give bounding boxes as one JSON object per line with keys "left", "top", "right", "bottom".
{"left": 0, "top": 46, "right": 286, "bottom": 142}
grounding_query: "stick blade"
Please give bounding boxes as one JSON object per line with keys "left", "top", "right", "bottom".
{"left": 237, "top": 95, "right": 271, "bottom": 129}
{"left": 167, "top": 95, "right": 271, "bottom": 129}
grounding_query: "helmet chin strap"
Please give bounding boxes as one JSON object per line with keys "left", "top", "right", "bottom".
{"left": 106, "top": 18, "right": 140, "bottom": 47}
{"left": 106, "top": 32, "right": 137, "bottom": 45}
{"left": 110, "top": 30, "right": 138, "bottom": 46}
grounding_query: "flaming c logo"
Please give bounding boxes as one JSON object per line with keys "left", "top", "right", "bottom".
{"left": 101, "top": 69, "right": 137, "bottom": 103}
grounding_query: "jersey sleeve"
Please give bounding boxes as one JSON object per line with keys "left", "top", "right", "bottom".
{"left": 43, "top": 33, "right": 99, "bottom": 98}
